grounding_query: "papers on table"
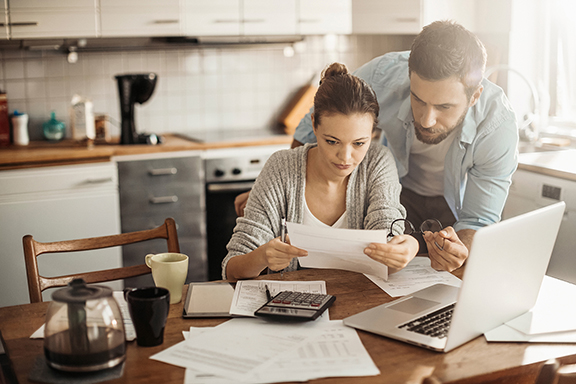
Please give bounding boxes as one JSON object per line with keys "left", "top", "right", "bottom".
{"left": 485, "top": 276, "right": 576, "bottom": 343}
{"left": 230, "top": 279, "right": 327, "bottom": 318}
{"left": 364, "top": 256, "right": 462, "bottom": 297}
{"left": 151, "top": 319, "right": 379, "bottom": 384}
{"left": 287, "top": 221, "right": 389, "bottom": 280}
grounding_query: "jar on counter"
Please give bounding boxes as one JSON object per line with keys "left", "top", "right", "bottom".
{"left": 12, "top": 110, "right": 29, "bottom": 146}
{"left": 43, "top": 111, "right": 66, "bottom": 141}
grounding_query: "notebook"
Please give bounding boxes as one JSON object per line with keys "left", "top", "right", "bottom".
{"left": 343, "top": 201, "right": 566, "bottom": 352}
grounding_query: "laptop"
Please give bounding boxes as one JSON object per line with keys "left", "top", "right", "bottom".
{"left": 343, "top": 201, "right": 566, "bottom": 352}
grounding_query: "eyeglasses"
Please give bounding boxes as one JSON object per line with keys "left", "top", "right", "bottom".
{"left": 387, "top": 218, "right": 444, "bottom": 252}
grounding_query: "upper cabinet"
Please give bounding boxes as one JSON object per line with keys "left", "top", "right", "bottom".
{"left": 352, "top": 0, "right": 476, "bottom": 34}
{"left": 100, "top": 0, "right": 182, "bottom": 37}
{"left": 183, "top": 0, "right": 297, "bottom": 37}
{"left": 299, "top": 0, "right": 352, "bottom": 35}
{"left": 9, "top": 0, "right": 98, "bottom": 39}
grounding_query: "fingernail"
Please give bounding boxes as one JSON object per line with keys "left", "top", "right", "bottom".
{"left": 365, "top": 248, "right": 372, "bottom": 255}
{"left": 441, "top": 231, "right": 448, "bottom": 236}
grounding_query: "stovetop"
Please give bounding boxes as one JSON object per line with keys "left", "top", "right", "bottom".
{"left": 176, "top": 128, "right": 288, "bottom": 144}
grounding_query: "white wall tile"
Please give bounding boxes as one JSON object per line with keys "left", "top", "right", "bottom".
{"left": 4, "top": 60, "right": 24, "bottom": 80}
{"left": 25, "top": 60, "right": 45, "bottom": 78}
{"left": 5, "top": 80, "right": 26, "bottom": 100}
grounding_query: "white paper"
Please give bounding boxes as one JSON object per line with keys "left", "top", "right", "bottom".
{"left": 505, "top": 276, "right": 576, "bottom": 335}
{"left": 174, "top": 321, "right": 379, "bottom": 384}
{"left": 287, "top": 222, "right": 389, "bottom": 280}
{"left": 30, "top": 291, "right": 136, "bottom": 341}
{"left": 364, "top": 257, "right": 462, "bottom": 297}
{"left": 229, "top": 279, "right": 327, "bottom": 318}
{"left": 150, "top": 317, "right": 324, "bottom": 382}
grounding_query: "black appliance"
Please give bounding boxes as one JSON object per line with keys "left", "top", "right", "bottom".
{"left": 115, "top": 73, "right": 160, "bottom": 145}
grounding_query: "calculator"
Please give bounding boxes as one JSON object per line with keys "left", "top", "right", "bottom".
{"left": 254, "top": 291, "right": 336, "bottom": 321}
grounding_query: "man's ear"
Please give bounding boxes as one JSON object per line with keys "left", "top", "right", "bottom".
{"left": 469, "top": 85, "right": 483, "bottom": 107}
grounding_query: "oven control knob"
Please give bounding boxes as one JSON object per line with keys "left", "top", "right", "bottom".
{"left": 232, "top": 168, "right": 242, "bottom": 175}
{"left": 214, "top": 169, "right": 225, "bottom": 177}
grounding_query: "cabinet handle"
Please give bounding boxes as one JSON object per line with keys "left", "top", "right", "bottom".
{"left": 207, "top": 181, "right": 254, "bottom": 192}
{"left": 395, "top": 17, "right": 418, "bottom": 23}
{"left": 85, "top": 177, "right": 114, "bottom": 184}
{"left": 150, "top": 195, "right": 178, "bottom": 204}
{"left": 153, "top": 19, "right": 179, "bottom": 24}
{"left": 9, "top": 22, "right": 39, "bottom": 27}
{"left": 214, "top": 19, "right": 239, "bottom": 24}
{"left": 299, "top": 19, "right": 321, "bottom": 23}
{"left": 148, "top": 167, "right": 177, "bottom": 176}
{"left": 243, "top": 19, "right": 265, "bottom": 23}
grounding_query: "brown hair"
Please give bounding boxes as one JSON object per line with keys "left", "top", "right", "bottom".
{"left": 312, "top": 62, "right": 379, "bottom": 130}
{"left": 408, "top": 20, "right": 487, "bottom": 99}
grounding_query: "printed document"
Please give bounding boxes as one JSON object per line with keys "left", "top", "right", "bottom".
{"left": 364, "top": 256, "right": 462, "bottom": 297}
{"left": 287, "top": 221, "right": 389, "bottom": 280}
{"left": 151, "top": 319, "right": 379, "bottom": 384}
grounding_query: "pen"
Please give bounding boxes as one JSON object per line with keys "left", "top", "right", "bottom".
{"left": 280, "top": 218, "right": 287, "bottom": 278}
{"left": 265, "top": 284, "right": 273, "bottom": 302}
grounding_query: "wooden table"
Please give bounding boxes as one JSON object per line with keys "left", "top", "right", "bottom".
{"left": 2, "top": 268, "right": 576, "bottom": 384}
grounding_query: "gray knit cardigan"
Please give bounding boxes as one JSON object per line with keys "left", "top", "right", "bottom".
{"left": 221, "top": 142, "right": 406, "bottom": 279}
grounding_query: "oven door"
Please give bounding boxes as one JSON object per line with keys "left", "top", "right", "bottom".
{"left": 206, "top": 180, "right": 254, "bottom": 281}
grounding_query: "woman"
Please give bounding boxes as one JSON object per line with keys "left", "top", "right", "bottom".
{"left": 223, "top": 63, "right": 418, "bottom": 280}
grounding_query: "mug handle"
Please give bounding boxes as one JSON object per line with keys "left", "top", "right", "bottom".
{"left": 123, "top": 287, "right": 137, "bottom": 302}
{"left": 145, "top": 254, "right": 155, "bottom": 268}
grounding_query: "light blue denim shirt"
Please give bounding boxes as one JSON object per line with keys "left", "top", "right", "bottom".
{"left": 294, "top": 51, "right": 519, "bottom": 231}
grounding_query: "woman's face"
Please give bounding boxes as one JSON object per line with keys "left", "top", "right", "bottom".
{"left": 313, "top": 112, "right": 373, "bottom": 178}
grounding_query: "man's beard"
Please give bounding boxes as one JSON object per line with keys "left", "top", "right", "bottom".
{"left": 414, "top": 107, "right": 468, "bottom": 145}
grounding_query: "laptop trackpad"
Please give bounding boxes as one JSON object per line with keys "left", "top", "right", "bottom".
{"left": 388, "top": 297, "right": 441, "bottom": 315}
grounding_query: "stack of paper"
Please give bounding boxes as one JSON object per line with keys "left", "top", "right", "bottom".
{"left": 485, "top": 276, "right": 576, "bottom": 343}
{"left": 151, "top": 319, "right": 380, "bottom": 384}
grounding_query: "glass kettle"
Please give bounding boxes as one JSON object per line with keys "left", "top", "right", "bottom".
{"left": 44, "top": 279, "right": 126, "bottom": 372}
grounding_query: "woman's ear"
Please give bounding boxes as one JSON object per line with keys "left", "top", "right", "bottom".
{"left": 311, "top": 114, "right": 317, "bottom": 134}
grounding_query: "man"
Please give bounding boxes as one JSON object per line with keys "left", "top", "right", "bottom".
{"left": 237, "top": 20, "right": 518, "bottom": 272}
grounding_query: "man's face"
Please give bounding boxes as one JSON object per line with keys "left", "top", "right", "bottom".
{"left": 409, "top": 73, "right": 481, "bottom": 145}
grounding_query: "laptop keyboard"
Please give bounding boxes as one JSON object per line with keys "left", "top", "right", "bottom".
{"left": 398, "top": 303, "right": 455, "bottom": 339}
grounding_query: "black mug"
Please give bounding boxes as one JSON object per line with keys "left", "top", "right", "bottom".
{"left": 124, "top": 287, "right": 170, "bottom": 347}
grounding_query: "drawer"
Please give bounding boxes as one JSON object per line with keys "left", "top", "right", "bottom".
{"left": 119, "top": 186, "right": 203, "bottom": 218}
{"left": 0, "top": 162, "right": 117, "bottom": 196}
{"left": 118, "top": 156, "right": 203, "bottom": 187}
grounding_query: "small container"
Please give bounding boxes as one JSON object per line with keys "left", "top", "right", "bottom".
{"left": 11, "top": 110, "right": 29, "bottom": 146}
{"left": 43, "top": 111, "right": 66, "bottom": 141}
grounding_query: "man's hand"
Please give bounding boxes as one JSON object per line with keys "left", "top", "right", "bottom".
{"left": 364, "top": 234, "right": 419, "bottom": 271}
{"left": 423, "top": 227, "right": 472, "bottom": 272}
{"left": 234, "top": 191, "right": 251, "bottom": 217}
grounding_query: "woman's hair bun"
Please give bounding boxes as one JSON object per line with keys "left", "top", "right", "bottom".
{"left": 320, "top": 63, "right": 349, "bottom": 84}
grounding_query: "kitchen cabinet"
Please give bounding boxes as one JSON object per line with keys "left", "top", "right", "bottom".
{"left": 352, "top": 0, "right": 475, "bottom": 34}
{"left": 183, "top": 0, "right": 297, "bottom": 37}
{"left": 100, "top": 0, "right": 182, "bottom": 38}
{"left": 116, "top": 151, "right": 207, "bottom": 287}
{"left": 298, "top": 0, "right": 352, "bottom": 35}
{"left": 0, "top": 2, "right": 8, "bottom": 40}
{"left": 0, "top": 162, "right": 122, "bottom": 308}
{"left": 9, "top": 0, "right": 99, "bottom": 39}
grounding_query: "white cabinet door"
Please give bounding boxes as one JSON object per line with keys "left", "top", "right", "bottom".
{"left": 184, "top": 0, "right": 241, "bottom": 36}
{"left": 9, "top": 0, "right": 98, "bottom": 39}
{"left": 0, "top": 2, "right": 8, "bottom": 40}
{"left": 0, "top": 163, "right": 122, "bottom": 307}
{"left": 352, "top": 0, "right": 422, "bottom": 34}
{"left": 243, "top": 0, "right": 296, "bottom": 35}
{"left": 298, "top": 0, "right": 352, "bottom": 35}
{"left": 100, "top": 0, "right": 182, "bottom": 37}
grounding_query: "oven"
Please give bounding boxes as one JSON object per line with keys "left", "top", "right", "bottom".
{"left": 204, "top": 144, "right": 289, "bottom": 280}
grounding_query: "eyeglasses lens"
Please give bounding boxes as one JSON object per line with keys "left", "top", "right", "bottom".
{"left": 420, "top": 219, "right": 442, "bottom": 233}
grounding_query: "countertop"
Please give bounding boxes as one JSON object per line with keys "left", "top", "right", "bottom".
{"left": 0, "top": 133, "right": 293, "bottom": 170}
{"left": 518, "top": 149, "right": 576, "bottom": 181}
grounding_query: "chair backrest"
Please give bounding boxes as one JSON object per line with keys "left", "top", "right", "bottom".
{"left": 23, "top": 218, "right": 180, "bottom": 303}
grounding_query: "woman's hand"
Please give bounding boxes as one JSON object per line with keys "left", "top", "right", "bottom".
{"left": 260, "top": 236, "right": 308, "bottom": 272}
{"left": 364, "top": 234, "right": 419, "bottom": 271}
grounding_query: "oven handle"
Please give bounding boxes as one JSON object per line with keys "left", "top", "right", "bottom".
{"left": 207, "top": 181, "right": 254, "bottom": 193}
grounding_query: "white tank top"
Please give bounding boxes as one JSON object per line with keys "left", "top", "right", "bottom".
{"left": 302, "top": 198, "right": 348, "bottom": 228}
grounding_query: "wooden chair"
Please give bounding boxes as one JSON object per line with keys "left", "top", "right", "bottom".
{"left": 23, "top": 218, "right": 180, "bottom": 303}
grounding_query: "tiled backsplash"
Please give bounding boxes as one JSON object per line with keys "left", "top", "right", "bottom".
{"left": 0, "top": 34, "right": 413, "bottom": 141}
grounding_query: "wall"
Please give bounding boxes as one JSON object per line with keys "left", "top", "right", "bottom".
{"left": 0, "top": 34, "right": 414, "bottom": 141}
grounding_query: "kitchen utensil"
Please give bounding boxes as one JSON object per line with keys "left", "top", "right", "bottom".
{"left": 115, "top": 73, "right": 158, "bottom": 145}
{"left": 124, "top": 287, "right": 170, "bottom": 347}
{"left": 44, "top": 279, "right": 126, "bottom": 372}
{"left": 145, "top": 253, "right": 188, "bottom": 304}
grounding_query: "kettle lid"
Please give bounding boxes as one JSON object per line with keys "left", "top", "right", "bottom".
{"left": 52, "top": 278, "right": 112, "bottom": 303}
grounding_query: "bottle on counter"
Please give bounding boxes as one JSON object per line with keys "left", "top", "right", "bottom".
{"left": 43, "top": 111, "right": 66, "bottom": 141}
{"left": 12, "top": 110, "right": 29, "bottom": 146}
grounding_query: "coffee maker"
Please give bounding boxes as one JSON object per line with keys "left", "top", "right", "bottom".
{"left": 116, "top": 73, "right": 160, "bottom": 145}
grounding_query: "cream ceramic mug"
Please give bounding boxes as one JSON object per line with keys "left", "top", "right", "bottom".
{"left": 145, "top": 253, "right": 188, "bottom": 304}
